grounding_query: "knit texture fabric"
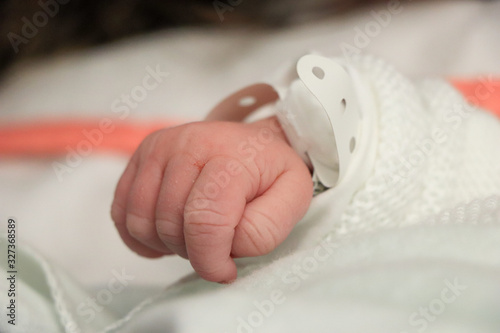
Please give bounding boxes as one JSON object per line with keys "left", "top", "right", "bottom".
{"left": 338, "top": 56, "right": 500, "bottom": 235}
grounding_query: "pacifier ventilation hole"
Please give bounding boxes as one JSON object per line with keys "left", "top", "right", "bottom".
{"left": 239, "top": 96, "right": 257, "bottom": 107}
{"left": 341, "top": 99, "right": 347, "bottom": 113}
{"left": 312, "top": 66, "right": 325, "bottom": 80}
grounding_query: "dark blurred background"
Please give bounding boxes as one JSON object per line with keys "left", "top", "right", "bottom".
{"left": 0, "top": 0, "right": 411, "bottom": 75}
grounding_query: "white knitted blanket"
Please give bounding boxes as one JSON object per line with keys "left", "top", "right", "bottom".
{"left": 1, "top": 56, "right": 500, "bottom": 333}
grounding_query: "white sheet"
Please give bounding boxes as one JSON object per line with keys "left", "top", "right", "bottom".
{"left": 0, "top": 1, "right": 500, "bottom": 332}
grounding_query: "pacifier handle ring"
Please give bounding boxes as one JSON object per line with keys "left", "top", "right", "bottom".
{"left": 206, "top": 83, "right": 279, "bottom": 122}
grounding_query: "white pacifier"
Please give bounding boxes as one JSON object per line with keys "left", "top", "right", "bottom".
{"left": 277, "top": 55, "right": 363, "bottom": 191}
{"left": 207, "top": 54, "right": 376, "bottom": 195}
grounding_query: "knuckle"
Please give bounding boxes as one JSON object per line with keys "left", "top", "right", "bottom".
{"left": 155, "top": 218, "right": 184, "bottom": 246}
{"left": 139, "top": 130, "right": 171, "bottom": 165}
{"left": 172, "top": 122, "right": 204, "bottom": 147}
{"left": 184, "top": 206, "right": 231, "bottom": 237}
{"left": 158, "top": 123, "right": 212, "bottom": 159}
{"left": 138, "top": 130, "right": 162, "bottom": 153}
{"left": 140, "top": 149, "right": 163, "bottom": 171}
{"left": 178, "top": 122, "right": 239, "bottom": 153}
{"left": 185, "top": 202, "right": 226, "bottom": 223}
{"left": 126, "top": 213, "right": 155, "bottom": 241}
{"left": 184, "top": 222, "right": 221, "bottom": 239}
{"left": 180, "top": 121, "right": 205, "bottom": 138}
{"left": 185, "top": 194, "right": 217, "bottom": 215}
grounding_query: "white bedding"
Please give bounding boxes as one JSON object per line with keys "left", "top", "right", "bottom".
{"left": 1, "top": 1, "right": 500, "bottom": 332}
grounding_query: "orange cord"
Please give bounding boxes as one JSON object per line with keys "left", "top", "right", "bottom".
{"left": 450, "top": 79, "right": 500, "bottom": 118}
{"left": 0, "top": 79, "right": 499, "bottom": 158}
{"left": 0, "top": 119, "right": 182, "bottom": 157}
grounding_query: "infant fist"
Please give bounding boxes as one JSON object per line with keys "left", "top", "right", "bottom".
{"left": 111, "top": 117, "right": 313, "bottom": 283}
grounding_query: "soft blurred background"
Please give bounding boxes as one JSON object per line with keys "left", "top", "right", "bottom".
{"left": 0, "top": 0, "right": 412, "bottom": 74}
{"left": 0, "top": 0, "right": 499, "bottom": 311}
{"left": 0, "top": 0, "right": 499, "bottom": 123}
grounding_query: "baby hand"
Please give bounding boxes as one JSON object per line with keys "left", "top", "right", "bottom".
{"left": 111, "top": 117, "right": 313, "bottom": 283}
